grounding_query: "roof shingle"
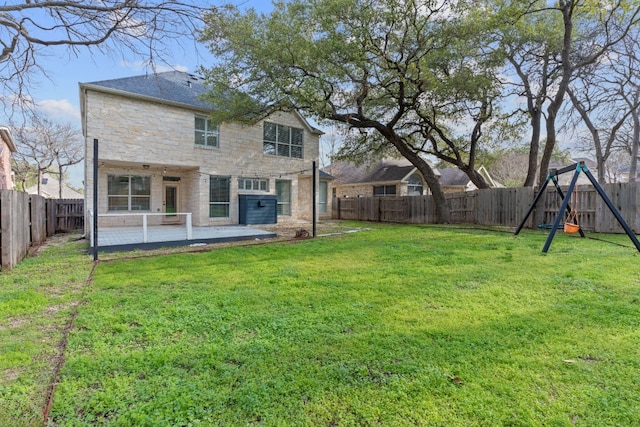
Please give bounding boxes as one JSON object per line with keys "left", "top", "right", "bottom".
{"left": 82, "top": 71, "right": 211, "bottom": 110}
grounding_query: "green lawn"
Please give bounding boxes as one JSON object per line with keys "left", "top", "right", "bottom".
{"left": 0, "top": 235, "right": 94, "bottom": 427}
{"left": 2, "top": 223, "right": 640, "bottom": 426}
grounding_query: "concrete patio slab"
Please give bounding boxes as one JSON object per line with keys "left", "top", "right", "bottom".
{"left": 94, "top": 225, "right": 277, "bottom": 253}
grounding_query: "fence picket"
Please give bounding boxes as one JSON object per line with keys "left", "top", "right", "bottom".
{"left": 0, "top": 194, "right": 84, "bottom": 270}
{"left": 333, "top": 183, "right": 640, "bottom": 233}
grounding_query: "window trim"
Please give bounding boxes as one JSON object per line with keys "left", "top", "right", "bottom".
{"left": 238, "top": 177, "right": 269, "bottom": 192}
{"left": 319, "top": 180, "right": 328, "bottom": 213}
{"left": 276, "top": 179, "right": 292, "bottom": 216}
{"left": 209, "top": 175, "right": 230, "bottom": 218}
{"left": 195, "top": 114, "right": 220, "bottom": 148}
{"left": 373, "top": 185, "right": 397, "bottom": 197}
{"left": 407, "top": 173, "right": 424, "bottom": 196}
{"left": 107, "top": 174, "right": 151, "bottom": 212}
{"left": 263, "top": 122, "right": 304, "bottom": 159}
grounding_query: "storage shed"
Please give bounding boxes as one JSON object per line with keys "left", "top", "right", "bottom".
{"left": 238, "top": 194, "right": 277, "bottom": 225}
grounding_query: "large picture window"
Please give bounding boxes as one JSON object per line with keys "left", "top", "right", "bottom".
{"left": 195, "top": 115, "right": 219, "bottom": 148}
{"left": 209, "top": 176, "right": 230, "bottom": 217}
{"left": 276, "top": 180, "right": 291, "bottom": 215}
{"left": 263, "top": 122, "right": 303, "bottom": 158}
{"left": 107, "top": 175, "right": 151, "bottom": 211}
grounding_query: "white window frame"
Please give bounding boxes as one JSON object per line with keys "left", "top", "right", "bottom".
{"left": 195, "top": 115, "right": 219, "bottom": 148}
{"left": 276, "top": 179, "right": 291, "bottom": 215}
{"left": 263, "top": 122, "right": 303, "bottom": 159}
{"left": 407, "top": 173, "right": 424, "bottom": 196}
{"left": 319, "top": 180, "right": 328, "bottom": 213}
{"left": 209, "top": 176, "right": 230, "bottom": 218}
{"left": 238, "top": 177, "right": 269, "bottom": 192}
{"left": 107, "top": 175, "right": 151, "bottom": 211}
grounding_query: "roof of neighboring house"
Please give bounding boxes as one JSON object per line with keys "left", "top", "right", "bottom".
{"left": 327, "top": 158, "right": 429, "bottom": 185}
{"left": 27, "top": 174, "right": 83, "bottom": 199}
{"left": 80, "top": 71, "right": 322, "bottom": 134}
{"left": 319, "top": 170, "right": 334, "bottom": 180}
{"left": 438, "top": 167, "right": 470, "bottom": 186}
{"left": 0, "top": 126, "right": 16, "bottom": 152}
{"left": 438, "top": 166, "right": 503, "bottom": 189}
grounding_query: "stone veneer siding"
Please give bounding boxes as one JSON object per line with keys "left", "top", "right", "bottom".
{"left": 83, "top": 89, "right": 320, "bottom": 229}
{"left": 333, "top": 182, "right": 419, "bottom": 199}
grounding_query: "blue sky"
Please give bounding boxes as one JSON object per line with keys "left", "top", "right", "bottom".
{"left": 12, "top": 1, "right": 275, "bottom": 188}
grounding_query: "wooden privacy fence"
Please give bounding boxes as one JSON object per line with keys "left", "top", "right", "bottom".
{"left": 48, "top": 198, "right": 84, "bottom": 234}
{"left": 0, "top": 191, "right": 84, "bottom": 270}
{"left": 332, "top": 182, "right": 640, "bottom": 233}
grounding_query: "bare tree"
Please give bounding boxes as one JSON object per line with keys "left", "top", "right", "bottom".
{"left": 497, "top": 1, "right": 640, "bottom": 186}
{"left": 11, "top": 113, "right": 80, "bottom": 196}
{"left": 51, "top": 123, "right": 83, "bottom": 199}
{"left": 0, "top": 1, "right": 205, "bottom": 115}
{"left": 536, "top": 0, "right": 640, "bottom": 186}
{"left": 565, "top": 23, "right": 640, "bottom": 183}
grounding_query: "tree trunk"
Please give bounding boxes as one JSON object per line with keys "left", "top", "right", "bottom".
{"left": 523, "top": 108, "right": 542, "bottom": 187}
{"left": 461, "top": 166, "right": 489, "bottom": 189}
{"left": 390, "top": 137, "right": 450, "bottom": 223}
{"left": 37, "top": 169, "right": 42, "bottom": 196}
{"left": 539, "top": 110, "right": 557, "bottom": 186}
{"left": 58, "top": 164, "right": 63, "bottom": 200}
{"left": 630, "top": 106, "right": 640, "bottom": 182}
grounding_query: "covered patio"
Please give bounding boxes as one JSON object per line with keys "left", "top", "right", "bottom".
{"left": 92, "top": 224, "right": 277, "bottom": 253}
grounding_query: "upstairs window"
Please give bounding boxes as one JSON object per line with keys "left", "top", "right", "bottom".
{"left": 407, "top": 173, "right": 424, "bottom": 196}
{"left": 263, "top": 122, "right": 303, "bottom": 158}
{"left": 195, "top": 115, "right": 219, "bottom": 148}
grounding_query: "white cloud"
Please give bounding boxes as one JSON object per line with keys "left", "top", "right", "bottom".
{"left": 37, "top": 99, "right": 81, "bottom": 122}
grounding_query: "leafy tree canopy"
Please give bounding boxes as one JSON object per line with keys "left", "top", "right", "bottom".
{"left": 200, "top": 0, "right": 513, "bottom": 222}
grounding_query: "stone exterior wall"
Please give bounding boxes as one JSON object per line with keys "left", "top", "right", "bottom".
{"left": 83, "top": 89, "right": 320, "bottom": 228}
{"left": 333, "top": 182, "right": 418, "bottom": 198}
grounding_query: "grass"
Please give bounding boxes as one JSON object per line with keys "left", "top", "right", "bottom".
{"left": 45, "top": 223, "right": 640, "bottom": 426}
{"left": 1, "top": 223, "right": 639, "bottom": 426}
{"left": 0, "top": 234, "right": 94, "bottom": 427}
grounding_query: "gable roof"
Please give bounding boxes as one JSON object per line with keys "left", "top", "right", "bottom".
{"left": 79, "top": 71, "right": 322, "bottom": 135}
{"left": 81, "top": 71, "right": 211, "bottom": 111}
{"left": 327, "top": 158, "right": 436, "bottom": 185}
{"left": 438, "top": 167, "right": 470, "bottom": 186}
{"left": 27, "top": 173, "right": 83, "bottom": 199}
{"left": 319, "top": 170, "right": 334, "bottom": 180}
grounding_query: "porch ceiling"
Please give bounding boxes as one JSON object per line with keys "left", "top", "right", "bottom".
{"left": 97, "top": 159, "right": 199, "bottom": 173}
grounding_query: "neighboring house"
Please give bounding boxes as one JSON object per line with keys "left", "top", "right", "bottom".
{"left": 547, "top": 158, "right": 595, "bottom": 186}
{"left": 438, "top": 165, "right": 503, "bottom": 193}
{"left": 326, "top": 158, "right": 434, "bottom": 198}
{"left": 26, "top": 173, "right": 83, "bottom": 199}
{"left": 80, "top": 71, "right": 330, "bottom": 229}
{"left": 0, "top": 126, "right": 16, "bottom": 190}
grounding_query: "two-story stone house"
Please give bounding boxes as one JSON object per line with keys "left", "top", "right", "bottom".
{"left": 81, "top": 71, "right": 328, "bottom": 229}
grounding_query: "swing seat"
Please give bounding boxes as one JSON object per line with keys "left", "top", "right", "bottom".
{"left": 564, "top": 222, "right": 580, "bottom": 234}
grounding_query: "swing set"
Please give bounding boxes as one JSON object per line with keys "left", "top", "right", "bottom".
{"left": 515, "top": 161, "right": 640, "bottom": 253}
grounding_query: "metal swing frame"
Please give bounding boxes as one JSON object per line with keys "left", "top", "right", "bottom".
{"left": 515, "top": 161, "right": 640, "bottom": 253}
